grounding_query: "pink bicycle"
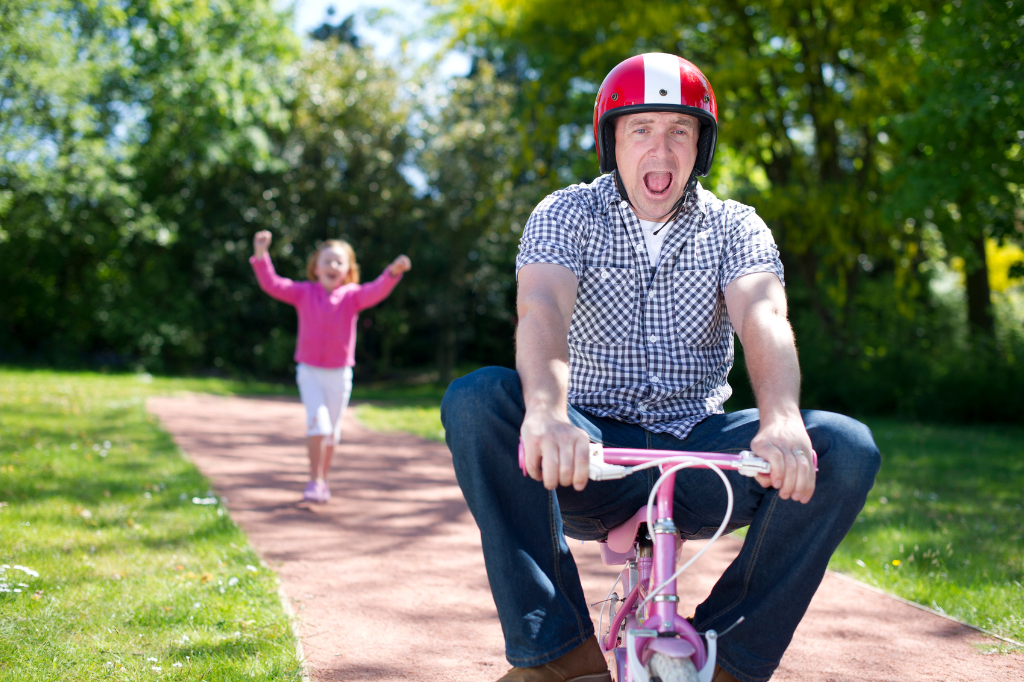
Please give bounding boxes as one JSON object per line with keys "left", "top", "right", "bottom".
{"left": 519, "top": 441, "right": 817, "bottom": 682}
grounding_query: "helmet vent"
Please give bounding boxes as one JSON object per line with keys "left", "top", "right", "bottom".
{"left": 611, "top": 93, "right": 619, "bottom": 101}
{"left": 659, "top": 88, "right": 667, "bottom": 96}
{"left": 704, "top": 94, "right": 710, "bottom": 103}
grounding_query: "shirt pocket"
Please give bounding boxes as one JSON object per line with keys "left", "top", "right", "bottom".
{"left": 571, "top": 265, "right": 637, "bottom": 345}
{"left": 672, "top": 268, "right": 723, "bottom": 347}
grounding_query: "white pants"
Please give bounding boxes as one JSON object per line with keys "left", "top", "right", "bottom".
{"left": 296, "top": 363, "right": 353, "bottom": 443}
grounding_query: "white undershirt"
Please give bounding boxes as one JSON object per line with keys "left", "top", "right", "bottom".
{"left": 638, "top": 218, "right": 672, "bottom": 268}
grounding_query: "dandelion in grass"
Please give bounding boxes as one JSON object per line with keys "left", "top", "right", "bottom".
{"left": 227, "top": 577, "right": 239, "bottom": 586}
{"left": 152, "top": 666, "right": 161, "bottom": 671}
{"left": 246, "top": 565, "right": 258, "bottom": 573}
{"left": 147, "top": 657, "right": 158, "bottom": 662}
{"left": 172, "top": 662, "right": 183, "bottom": 668}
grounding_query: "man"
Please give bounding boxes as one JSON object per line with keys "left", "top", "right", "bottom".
{"left": 441, "top": 53, "right": 879, "bottom": 682}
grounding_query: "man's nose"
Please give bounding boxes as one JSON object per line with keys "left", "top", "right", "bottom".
{"left": 649, "top": 131, "right": 672, "bottom": 158}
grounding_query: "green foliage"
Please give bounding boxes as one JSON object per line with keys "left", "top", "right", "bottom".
{"left": 890, "top": 0, "right": 1024, "bottom": 335}
{"left": 0, "top": 369, "right": 301, "bottom": 680}
{"left": 414, "top": 61, "right": 535, "bottom": 379}
{"left": 2, "top": 0, "right": 1021, "bottom": 422}
{"left": 0, "top": 0, "right": 299, "bottom": 370}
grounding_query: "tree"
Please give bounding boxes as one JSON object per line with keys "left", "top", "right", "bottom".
{"left": 415, "top": 60, "right": 533, "bottom": 381}
{"left": 891, "top": 0, "right": 1024, "bottom": 337}
{"left": 0, "top": 0, "right": 300, "bottom": 369}
{"left": 0, "top": 0, "right": 146, "bottom": 362}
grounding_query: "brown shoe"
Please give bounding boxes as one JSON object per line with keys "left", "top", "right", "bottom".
{"left": 712, "top": 663, "right": 742, "bottom": 682}
{"left": 497, "top": 636, "right": 611, "bottom": 682}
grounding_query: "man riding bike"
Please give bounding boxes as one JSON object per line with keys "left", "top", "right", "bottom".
{"left": 442, "top": 53, "right": 880, "bottom": 682}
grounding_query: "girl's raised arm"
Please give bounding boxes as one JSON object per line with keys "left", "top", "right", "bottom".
{"left": 250, "top": 231, "right": 303, "bottom": 305}
{"left": 354, "top": 255, "right": 410, "bottom": 311}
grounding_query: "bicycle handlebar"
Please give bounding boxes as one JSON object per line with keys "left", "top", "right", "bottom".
{"left": 518, "top": 441, "right": 818, "bottom": 481}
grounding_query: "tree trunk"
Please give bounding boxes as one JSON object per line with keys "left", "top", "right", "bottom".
{"left": 964, "top": 232, "right": 995, "bottom": 337}
{"left": 436, "top": 323, "right": 457, "bottom": 386}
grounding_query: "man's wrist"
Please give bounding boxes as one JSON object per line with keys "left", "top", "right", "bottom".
{"left": 523, "top": 403, "right": 569, "bottom": 421}
{"left": 756, "top": 402, "right": 801, "bottom": 426}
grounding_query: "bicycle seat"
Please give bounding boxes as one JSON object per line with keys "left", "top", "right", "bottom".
{"left": 597, "top": 507, "right": 646, "bottom": 565}
{"left": 606, "top": 506, "right": 650, "bottom": 554}
{"left": 598, "top": 505, "right": 686, "bottom": 566}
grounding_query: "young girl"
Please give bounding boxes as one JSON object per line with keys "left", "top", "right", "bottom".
{"left": 250, "top": 230, "right": 411, "bottom": 503}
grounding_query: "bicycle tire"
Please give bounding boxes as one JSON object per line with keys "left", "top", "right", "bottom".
{"left": 647, "top": 652, "right": 699, "bottom": 682}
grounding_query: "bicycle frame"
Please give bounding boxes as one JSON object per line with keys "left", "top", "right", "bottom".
{"left": 518, "top": 441, "right": 817, "bottom": 682}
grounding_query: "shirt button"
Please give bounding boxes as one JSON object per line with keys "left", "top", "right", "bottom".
{"left": 649, "top": 334, "right": 657, "bottom": 343}
{"left": 620, "top": 200, "right": 629, "bottom": 209}
{"left": 601, "top": 270, "right": 610, "bottom": 279}
{"left": 650, "top": 375, "right": 659, "bottom": 384}
{"left": 637, "top": 405, "right": 647, "bottom": 413}
{"left": 635, "top": 244, "right": 645, "bottom": 252}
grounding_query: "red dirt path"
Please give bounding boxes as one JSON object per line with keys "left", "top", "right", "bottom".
{"left": 146, "top": 394, "right": 1023, "bottom": 682}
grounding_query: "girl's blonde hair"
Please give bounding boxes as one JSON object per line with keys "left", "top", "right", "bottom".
{"left": 307, "top": 239, "right": 360, "bottom": 285}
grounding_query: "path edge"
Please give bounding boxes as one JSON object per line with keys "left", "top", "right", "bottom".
{"left": 828, "top": 570, "right": 1024, "bottom": 649}
{"left": 277, "top": 581, "right": 311, "bottom": 682}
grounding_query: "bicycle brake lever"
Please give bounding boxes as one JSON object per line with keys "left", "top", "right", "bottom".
{"left": 589, "top": 443, "right": 629, "bottom": 481}
{"left": 736, "top": 451, "right": 771, "bottom": 477}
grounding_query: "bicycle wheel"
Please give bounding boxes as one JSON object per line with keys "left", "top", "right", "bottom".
{"left": 647, "top": 652, "right": 699, "bottom": 682}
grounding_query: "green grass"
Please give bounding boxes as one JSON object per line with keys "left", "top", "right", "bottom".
{"left": 349, "top": 387, "right": 1024, "bottom": 645}
{"left": 0, "top": 368, "right": 302, "bottom": 681}
{"left": 831, "top": 418, "right": 1024, "bottom": 644}
{"left": 350, "top": 381, "right": 447, "bottom": 442}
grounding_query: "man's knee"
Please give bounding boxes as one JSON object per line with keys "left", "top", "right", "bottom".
{"left": 804, "top": 410, "right": 881, "bottom": 497}
{"left": 441, "top": 366, "right": 521, "bottom": 428}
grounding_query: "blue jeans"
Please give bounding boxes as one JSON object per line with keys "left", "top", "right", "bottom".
{"left": 441, "top": 367, "right": 880, "bottom": 682}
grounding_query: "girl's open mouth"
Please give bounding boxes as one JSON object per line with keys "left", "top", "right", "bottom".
{"left": 644, "top": 172, "right": 673, "bottom": 195}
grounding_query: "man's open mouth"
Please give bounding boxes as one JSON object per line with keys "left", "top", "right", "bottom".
{"left": 644, "top": 172, "right": 673, "bottom": 195}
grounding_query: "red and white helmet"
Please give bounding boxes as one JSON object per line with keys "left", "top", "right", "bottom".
{"left": 594, "top": 53, "right": 718, "bottom": 176}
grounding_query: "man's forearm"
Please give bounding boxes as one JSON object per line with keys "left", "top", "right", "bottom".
{"left": 515, "top": 302, "right": 572, "bottom": 418}
{"left": 739, "top": 300, "right": 801, "bottom": 422}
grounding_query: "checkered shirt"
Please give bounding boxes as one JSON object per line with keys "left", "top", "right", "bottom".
{"left": 515, "top": 173, "right": 785, "bottom": 440}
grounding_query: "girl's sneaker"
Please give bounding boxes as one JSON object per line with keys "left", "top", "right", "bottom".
{"left": 316, "top": 480, "right": 331, "bottom": 503}
{"left": 303, "top": 480, "right": 320, "bottom": 503}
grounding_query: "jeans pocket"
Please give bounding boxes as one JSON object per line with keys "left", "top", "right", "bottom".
{"left": 570, "top": 265, "right": 637, "bottom": 345}
{"left": 561, "top": 515, "right": 611, "bottom": 542}
{"left": 672, "top": 268, "right": 723, "bottom": 347}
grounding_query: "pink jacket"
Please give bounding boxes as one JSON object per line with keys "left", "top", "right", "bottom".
{"left": 250, "top": 253, "right": 403, "bottom": 369}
